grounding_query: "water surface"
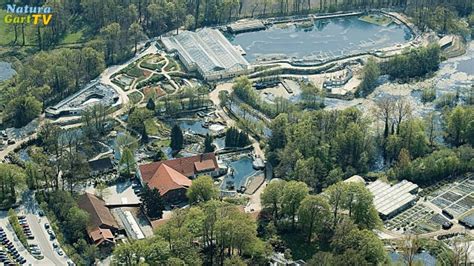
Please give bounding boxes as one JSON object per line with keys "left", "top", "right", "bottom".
{"left": 229, "top": 16, "right": 412, "bottom": 62}
{"left": 0, "top": 61, "right": 16, "bottom": 81}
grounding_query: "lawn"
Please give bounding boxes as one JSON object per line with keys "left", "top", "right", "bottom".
{"left": 359, "top": 14, "right": 393, "bottom": 27}
{"left": 0, "top": 10, "right": 17, "bottom": 45}
{"left": 128, "top": 91, "right": 143, "bottom": 104}
{"left": 61, "top": 29, "right": 84, "bottom": 44}
{"left": 144, "top": 118, "right": 159, "bottom": 136}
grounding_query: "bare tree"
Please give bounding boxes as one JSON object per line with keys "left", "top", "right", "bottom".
{"left": 374, "top": 96, "right": 395, "bottom": 139}
{"left": 449, "top": 234, "right": 472, "bottom": 266}
{"left": 399, "top": 234, "right": 421, "bottom": 266}
{"left": 394, "top": 97, "right": 413, "bottom": 134}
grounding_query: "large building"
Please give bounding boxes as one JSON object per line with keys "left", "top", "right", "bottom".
{"left": 161, "top": 28, "right": 250, "bottom": 81}
{"left": 78, "top": 193, "right": 119, "bottom": 246}
{"left": 366, "top": 180, "right": 419, "bottom": 219}
{"left": 137, "top": 153, "right": 221, "bottom": 203}
{"left": 45, "top": 82, "right": 120, "bottom": 118}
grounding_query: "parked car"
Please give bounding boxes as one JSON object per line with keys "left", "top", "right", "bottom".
{"left": 57, "top": 249, "right": 64, "bottom": 256}
{"left": 44, "top": 223, "right": 50, "bottom": 229}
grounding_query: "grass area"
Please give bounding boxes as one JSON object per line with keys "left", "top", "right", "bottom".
{"left": 61, "top": 29, "right": 84, "bottom": 44}
{"left": 120, "top": 63, "right": 144, "bottom": 78}
{"left": 0, "top": 10, "right": 17, "bottom": 45}
{"left": 359, "top": 14, "right": 393, "bottom": 26}
{"left": 164, "top": 57, "right": 182, "bottom": 72}
{"left": 128, "top": 91, "right": 143, "bottom": 104}
{"left": 144, "top": 118, "right": 159, "bottom": 136}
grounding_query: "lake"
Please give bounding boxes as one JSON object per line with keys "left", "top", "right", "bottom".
{"left": 228, "top": 16, "right": 412, "bottom": 62}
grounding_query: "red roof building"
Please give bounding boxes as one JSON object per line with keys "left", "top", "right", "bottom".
{"left": 138, "top": 153, "right": 220, "bottom": 203}
{"left": 78, "top": 193, "right": 119, "bottom": 246}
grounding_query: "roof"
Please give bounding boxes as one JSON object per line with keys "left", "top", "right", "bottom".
{"left": 89, "top": 228, "right": 114, "bottom": 245}
{"left": 150, "top": 218, "right": 171, "bottom": 230}
{"left": 459, "top": 213, "right": 474, "bottom": 228}
{"left": 146, "top": 164, "right": 192, "bottom": 196}
{"left": 344, "top": 175, "right": 365, "bottom": 184}
{"left": 366, "top": 180, "right": 419, "bottom": 217}
{"left": 88, "top": 157, "right": 114, "bottom": 172}
{"left": 161, "top": 28, "right": 249, "bottom": 78}
{"left": 139, "top": 153, "right": 219, "bottom": 181}
{"left": 78, "top": 193, "right": 118, "bottom": 230}
{"left": 194, "top": 159, "right": 216, "bottom": 172}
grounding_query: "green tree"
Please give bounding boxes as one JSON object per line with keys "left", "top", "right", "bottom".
{"left": 357, "top": 57, "right": 380, "bottom": 97}
{"left": 129, "top": 22, "right": 146, "bottom": 54}
{"left": 186, "top": 175, "right": 218, "bottom": 204}
{"left": 63, "top": 206, "right": 89, "bottom": 241}
{"left": 128, "top": 108, "right": 153, "bottom": 141}
{"left": 281, "top": 181, "right": 309, "bottom": 229}
{"left": 146, "top": 97, "right": 156, "bottom": 111}
{"left": 142, "top": 184, "right": 165, "bottom": 219}
{"left": 170, "top": 125, "right": 184, "bottom": 151}
{"left": 6, "top": 95, "right": 42, "bottom": 128}
{"left": 298, "top": 195, "right": 330, "bottom": 243}
{"left": 119, "top": 148, "right": 136, "bottom": 178}
{"left": 204, "top": 134, "right": 215, "bottom": 153}
{"left": 445, "top": 106, "right": 474, "bottom": 146}
{"left": 261, "top": 180, "right": 286, "bottom": 226}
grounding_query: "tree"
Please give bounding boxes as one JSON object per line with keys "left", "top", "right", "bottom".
{"left": 186, "top": 175, "right": 218, "bottom": 204}
{"left": 81, "top": 103, "right": 109, "bottom": 140}
{"left": 128, "top": 108, "right": 153, "bottom": 140}
{"left": 0, "top": 164, "right": 26, "bottom": 205}
{"left": 225, "top": 127, "right": 250, "bottom": 148}
{"left": 224, "top": 256, "right": 247, "bottom": 266}
{"left": 261, "top": 180, "right": 285, "bottom": 226}
{"left": 64, "top": 206, "right": 90, "bottom": 241}
{"left": 281, "top": 181, "right": 309, "bottom": 229}
{"left": 331, "top": 225, "right": 387, "bottom": 265}
{"left": 5, "top": 95, "right": 42, "bottom": 128}
{"left": 119, "top": 148, "right": 136, "bottom": 178}
{"left": 445, "top": 106, "right": 474, "bottom": 146}
{"left": 170, "top": 125, "right": 184, "bottom": 151}
{"left": 204, "top": 134, "right": 215, "bottom": 153}
{"left": 298, "top": 195, "right": 330, "bottom": 243}
{"left": 142, "top": 184, "right": 165, "bottom": 219}
{"left": 129, "top": 22, "right": 146, "bottom": 54}
{"left": 146, "top": 97, "right": 156, "bottom": 111}
{"left": 357, "top": 58, "right": 380, "bottom": 97}
{"left": 399, "top": 234, "right": 422, "bottom": 266}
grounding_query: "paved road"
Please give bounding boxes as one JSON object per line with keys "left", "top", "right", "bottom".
{"left": 26, "top": 214, "right": 66, "bottom": 266}
{"left": 22, "top": 192, "right": 68, "bottom": 265}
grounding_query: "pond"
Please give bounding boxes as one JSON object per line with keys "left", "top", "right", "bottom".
{"left": 0, "top": 62, "right": 16, "bottom": 81}
{"left": 176, "top": 119, "right": 210, "bottom": 135}
{"left": 221, "top": 155, "right": 259, "bottom": 191}
{"left": 228, "top": 15, "right": 412, "bottom": 62}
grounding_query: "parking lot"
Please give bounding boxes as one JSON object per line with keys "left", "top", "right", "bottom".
{"left": 0, "top": 212, "right": 52, "bottom": 265}
{"left": 21, "top": 192, "right": 71, "bottom": 266}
